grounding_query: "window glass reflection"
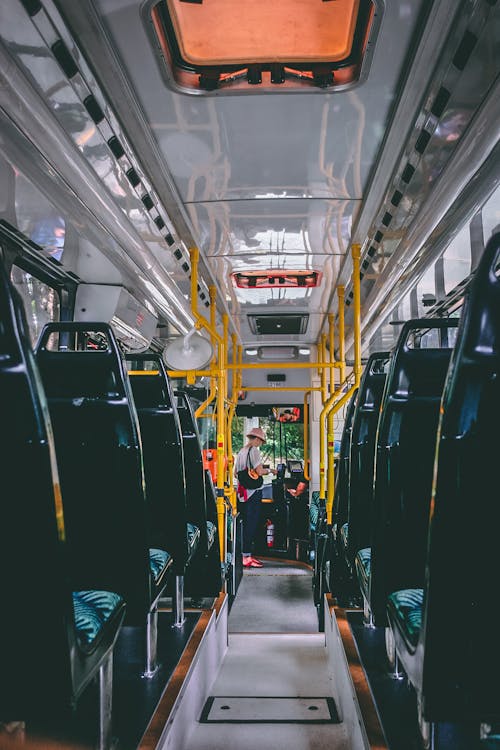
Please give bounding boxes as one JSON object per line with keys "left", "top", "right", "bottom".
{"left": 481, "top": 182, "right": 500, "bottom": 245}
{"left": 10, "top": 266, "right": 60, "bottom": 347}
{"left": 30, "top": 215, "right": 66, "bottom": 261}
{"left": 442, "top": 224, "right": 471, "bottom": 295}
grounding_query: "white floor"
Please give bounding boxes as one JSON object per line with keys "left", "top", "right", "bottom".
{"left": 184, "top": 562, "right": 351, "bottom": 750}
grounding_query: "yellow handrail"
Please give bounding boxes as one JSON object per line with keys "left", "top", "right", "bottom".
{"left": 320, "top": 246, "right": 362, "bottom": 523}
{"left": 303, "top": 390, "right": 311, "bottom": 481}
{"left": 326, "top": 313, "right": 336, "bottom": 509}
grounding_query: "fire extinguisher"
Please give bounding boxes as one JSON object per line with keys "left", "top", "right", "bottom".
{"left": 266, "top": 518, "right": 275, "bottom": 548}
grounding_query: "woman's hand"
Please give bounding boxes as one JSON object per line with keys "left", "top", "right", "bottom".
{"left": 263, "top": 464, "right": 277, "bottom": 476}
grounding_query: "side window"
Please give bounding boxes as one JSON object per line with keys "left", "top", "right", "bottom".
{"left": 480, "top": 182, "right": 500, "bottom": 246}
{"left": 442, "top": 223, "right": 472, "bottom": 295}
{"left": 10, "top": 266, "right": 60, "bottom": 348}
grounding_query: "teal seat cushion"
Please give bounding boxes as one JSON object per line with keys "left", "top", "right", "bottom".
{"left": 73, "top": 590, "right": 124, "bottom": 651}
{"left": 310, "top": 491, "right": 320, "bottom": 531}
{"left": 355, "top": 547, "right": 371, "bottom": 598}
{"left": 149, "top": 548, "right": 171, "bottom": 583}
{"left": 387, "top": 588, "right": 424, "bottom": 650}
{"left": 187, "top": 522, "right": 200, "bottom": 550}
{"left": 206, "top": 520, "right": 217, "bottom": 549}
{"left": 480, "top": 726, "right": 500, "bottom": 747}
{"left": 340, "top": 522, "right": 349, "bottom": 550}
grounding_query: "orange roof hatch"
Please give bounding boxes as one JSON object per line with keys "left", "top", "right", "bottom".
{"left": 149, "top": 0, "right": 382, "bottom": 93}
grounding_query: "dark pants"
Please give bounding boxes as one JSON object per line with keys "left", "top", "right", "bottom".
{"left": 239, "top": 489, "right": 263, "bottom": 555}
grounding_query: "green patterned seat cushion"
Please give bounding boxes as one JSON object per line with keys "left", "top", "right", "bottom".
{"left": 480, "top": 725, "right": 500, "bottom": 746}
{"left": 340, "top": 522, "right": 349, "bottom": 550}
{"left": 73, "top": 590, "right": 124, "bottom": 651}
{"left": 149, "top": 548, "right": 171, "bottom": 583}
{"left": 387, "top": 588, "right": 424, "bottom": 650}
{"left": 310, "top": 491, "right": 320, "bottom": 531}
{"left": 187, "top": 523, "right": 200, "bottom": 551}
{"left": 355, "top": 547, "right": 371, "bottom": 598}
{"left": 206, "top": 520, "right": 217, "bottom": 549}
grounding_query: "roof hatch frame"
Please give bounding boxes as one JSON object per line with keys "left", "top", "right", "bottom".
{"left": 145, "top": 0, "right": 384, "bottom": 95}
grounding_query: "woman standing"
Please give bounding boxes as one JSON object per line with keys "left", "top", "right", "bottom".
{"left": 235, "top": 427, "right": 276, "bottom": 568}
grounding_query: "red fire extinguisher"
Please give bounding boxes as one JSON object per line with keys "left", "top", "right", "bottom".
{"left": 266, "top": 518, "right": 275, "bottom": 548}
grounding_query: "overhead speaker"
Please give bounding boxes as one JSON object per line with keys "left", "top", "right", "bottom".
{"left": 162, "top": 328, "right": 214, "bottom": 370}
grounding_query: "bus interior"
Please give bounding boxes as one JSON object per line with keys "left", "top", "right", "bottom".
{"left": 1, "top": 1, "right": 500, "bottom": 749}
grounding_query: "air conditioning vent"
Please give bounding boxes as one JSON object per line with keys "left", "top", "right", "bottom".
{"left": 257, "top": 346, "right": 298, "bottom": 360}
{"left": 248, "top": 314, "right": 309, "bottom": 335}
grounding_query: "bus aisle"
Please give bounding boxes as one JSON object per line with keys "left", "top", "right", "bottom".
{"left": 185, "top": 559, "right": 349, "bottom": 750}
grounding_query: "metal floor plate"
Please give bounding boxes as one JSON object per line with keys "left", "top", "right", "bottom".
{"left": 200, "top": 696, "right": 339, "bottom": 723}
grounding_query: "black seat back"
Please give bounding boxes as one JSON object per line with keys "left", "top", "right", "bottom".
{"left": 329, "top": 388, "right": 358, "bottom": 597}
{"left": 369, "top": 318, "right": 458, "bottom": 625}
{"left": 332, "top": 388, "right": 358, "bottom": 539}
{"left": 175, "top": 389, "right": 209, "bottom": 553}
{"left": 175, "top": 390, "right": 222, "bottom": 596}
{"left": 35, "top": 322, "right": 152, "bottom": 624}
{"left": 0, "top": 272, "right": 124, "bottom": 717}
{"left": 126, "top": 354, "right": 190, "bottom": 571}
{"left": 346, "top": 351, "right": 391, "bottom": 566}
{"left": 423, "top": 232, "right": 500, "bottom": 720}
{"left": 203, "top": 467, "right": 219, "bottom": 527}
{"left": 328, "top": 388, "right": 358, "bottom": 595}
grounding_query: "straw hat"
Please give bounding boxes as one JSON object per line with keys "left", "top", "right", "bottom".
{"left": 246, "top": 426, "right": 266, "bottom": 443}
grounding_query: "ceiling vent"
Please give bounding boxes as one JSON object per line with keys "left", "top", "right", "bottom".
{"left": 248, "top": 314, "right": 309, "bottom": 335}
{"left": 257, "top": 346, "right": 298, "bottom": 360}
{"left": 148, "top": 0, "right": 382, "bottom": 94}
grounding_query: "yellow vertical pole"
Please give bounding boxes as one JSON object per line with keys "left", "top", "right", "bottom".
{"left": 215, "top": 307, "right": 227, "bottom": 565}
{"left": 337, "top": 286, "right": 346, "bottom": 387}
{"left": 328, "top": 313, "right": 335, "bottom": 394}
{"left": 226, "top": 332, "right": 238, "bottom": 512}
{"left": 320, "top": 333, "right": 328, "bottom": 404}
{"left": 321, "top": 253, "right": 362, "bottom": 525}
{"left": 188, "top": 249, "right": 225, "bottom": 570}
{"left": 303, "top": 391, "right": 311, "bottom": 481}
{"left": 352, "top": 244, "right": 362, "bottom": 386}
{"left": 318, "top": 337, "right": 326, "bottom": 500}
{"left": 209, "top": 283, "right": 219, "bottom": 459}
{"left": 327, "top": 314, "right": 336, "bottom": 512}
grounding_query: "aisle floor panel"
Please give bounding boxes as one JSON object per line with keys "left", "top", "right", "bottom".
{"left": 201, "top": 696, "right": 339, "bottom": 723}
{"left": 228, "top": 557, "right": 317, "bottom": 633}
{"left": 186, "top": 560, "right": 350, "bottom": 749}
